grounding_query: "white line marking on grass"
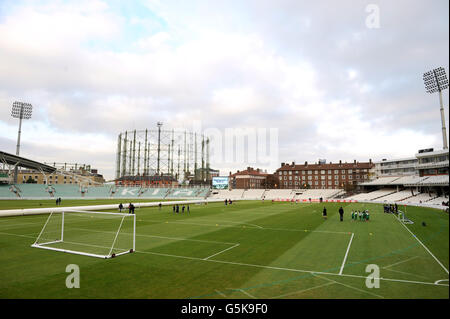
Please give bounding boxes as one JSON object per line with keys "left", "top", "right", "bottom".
{"left": 313, "top": 274, "right": 385, "bottom": 299}
{"left": 395, "top": 215, "right": 449, "bottom": 275}
{"left": 381, "top": 267, "right": 429, "bottom": 280}
{"left": 146, "top": 219, "right": 348, "bottom": 234}
{"left": 434, "top": 279, "right": 449, "bottom": 285}
{"left": 1, "top": 230, "right": 447, "bottom": 289}
{"left": 226, "top": 288, "right": 256, "bottom": 299}
{"left": 0, "top": 222, "right": 40, "bottom": 229}
{"left": 68, "top": 227, "right": 239, "bottom": 245}
{"left": 239, "top": 289, "right": 257, "bottom": 299}
{"left": 383, "top": 256, "right": 419, "bottom": 269}
{"left": 134, "top": 250, "right": 448, "bottom": 287}
{"left": 215, "top": 290, "right": 227, "bottom": 298}
{"left": 204, "top": 243, "right": 240, "bottom": 260}
{"left": 0, "top": 231, "right": 35, "bottom": 239}
{"left": 271, "top": 282, "right": 335, "bottom": 299}
{"left": 339, "top": 233, "right": 354, "bottom": 275}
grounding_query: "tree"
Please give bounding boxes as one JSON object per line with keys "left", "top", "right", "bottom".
{"left": 25, "top": 176, "right": 37, "bottom": 184}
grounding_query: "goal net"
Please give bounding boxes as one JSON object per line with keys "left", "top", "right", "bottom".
{"left": 31, "top": 210, "right": 136, "bottom": 259}
{"left": 397, "top": 210, "right": 414, "bottom": 224}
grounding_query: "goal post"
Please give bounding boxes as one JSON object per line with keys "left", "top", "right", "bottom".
{"left": 397, "top": 209, "right": 414, "bottom": 225}
{"left": 31, "top": 210, "right": 136, "bottom": 259}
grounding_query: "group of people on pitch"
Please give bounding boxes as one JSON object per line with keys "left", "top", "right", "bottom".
{"left": 351, "top": 210, "right": 370, "bottom": 221}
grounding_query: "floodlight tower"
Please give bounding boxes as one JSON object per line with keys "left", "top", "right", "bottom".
{"left": 423, "top": 67, "right": 449, "bottom": 149}
{"left": 156, "top": 122, "right": 163, "bottom": 174}
{"left": 11, "top": 101, "right": 33, "bottom": 183}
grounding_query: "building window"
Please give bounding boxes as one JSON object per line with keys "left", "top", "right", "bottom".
{"left": 320, "top": 170, "right": 325, "bottom": 174}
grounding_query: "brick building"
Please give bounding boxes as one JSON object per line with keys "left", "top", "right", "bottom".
{"left": 229, "top": 167, "right": 270, "bottom": 189}
{"left": 276, "top": 160, "right": 374, "bottom": 190}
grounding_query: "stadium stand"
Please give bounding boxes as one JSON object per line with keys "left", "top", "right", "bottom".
{"left": 16, "top": 184, "right": 51, "bottom": 198}
{"left": 345, "top": 188, "right": 397, "bottom": 201}
{"left": 82, "top": 186, "right": 113, "bottom": 198}
{"left": 400, "top": 192, "right": 436, "bottom": 205}
{"left": 0, "top": 185, "right": 19, "bottom": 198}
{"left": 242, "top": 189, "right": 266, "bottom": 199}
{"left": 377, "top": 190, "right": 413, "bottom": 202}
{"left": 208, "top": 189, "right": 245, "bottom": 200}
{"left": 293, "top": 189, "right": 343, "bottom": 200}
{"left": 360, "top": 176, "right": 401, "bottom": 186}
{"left": 51, "top": 185, "right": 81, "bottom": 198}
{"left": 263, "top": 189, "right": 294, "bottom": 200}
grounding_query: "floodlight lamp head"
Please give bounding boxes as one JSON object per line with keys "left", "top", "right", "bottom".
{"left": 423, "top": 67, "right": 449, "bottom": 94}
{"left": 11, "top": 101, "right": 33, "bottom": 119}
{"left": 157, "top": 122, "right": 163, "bottom": 127}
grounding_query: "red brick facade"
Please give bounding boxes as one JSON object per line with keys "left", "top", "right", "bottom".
{"left": 229, "top": 167, "right": 269, "bottom": 189}
{"left": 275, "top": 160, "right": 374, "bottom": 189}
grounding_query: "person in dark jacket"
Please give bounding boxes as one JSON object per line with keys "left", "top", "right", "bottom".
{"left": 322, "top": 207, "right": 327, "bottom": 220}
{"left": 339, "top": 207, "right": 344, "bottom": 222}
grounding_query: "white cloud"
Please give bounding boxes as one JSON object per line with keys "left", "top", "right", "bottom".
{"left": 0, "top": 0, "right": 448, "bottom": 179}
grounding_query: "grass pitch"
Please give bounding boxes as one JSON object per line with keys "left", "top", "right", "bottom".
{"left": 0, "top": 200, "right": 448, "bottom": 299}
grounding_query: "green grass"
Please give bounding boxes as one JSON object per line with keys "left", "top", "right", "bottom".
{"left": 0, "top": 198, "right": 176, "bottom": 210}
{"left": 0, "top": 200, "right": 448, "bottom": 299}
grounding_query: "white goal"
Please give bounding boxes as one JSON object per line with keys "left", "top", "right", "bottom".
{"left": 31, "top": 210, "right": 136, "bottom": 259}
{"left": 397, "top": 210, "right": 414, "bottom": 224}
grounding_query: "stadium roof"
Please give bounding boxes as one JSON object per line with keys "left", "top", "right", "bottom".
{"left": 0, "top": 150, "right": 57, "bottom": 173}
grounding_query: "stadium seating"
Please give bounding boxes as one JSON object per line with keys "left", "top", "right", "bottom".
{"left": 208, "top": 189, "right": 244, "bottom": 200}
{"left": 242, "top": 189, "right": 266, "bottom": 199}
{"left": 51, "top": 185, "right": 82, "bottom": 198}
{"left": 16, "top": 184, "right": 51, "bottom": 198}
{"left": 376, "top": 190, "right": 413, "bottom": 202}
{"left": 0, "top": 185, "right": 19, "bottom": 198}
{"left": 262, "top": 189, "right": 294, "bottom": 200}
{"left": 360, "top": 176, "right": 401, "bottom": 186}
{"left": 345, "top": 189, "right": 397, "bottom": 201}
{"left": 82, "top": 186, "right": 113, "bottom": 198}
{"left": 400, "top": 192, "right": 436, "bottom": 205}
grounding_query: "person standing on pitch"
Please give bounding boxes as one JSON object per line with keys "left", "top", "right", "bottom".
{"left": 322, "top": 207, "right": 327, "bottom": 220}
{"left": 119, "top": 203, "right": 123, "bottom": 212}
{"left": 339, "top": 207, "right": 344, "bottom": 222}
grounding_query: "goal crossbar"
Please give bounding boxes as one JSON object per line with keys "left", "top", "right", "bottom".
{"left": 31, "top": 210, "right": 136, "bottom": 259}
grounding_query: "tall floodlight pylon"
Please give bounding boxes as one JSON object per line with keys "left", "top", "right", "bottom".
{"left": 11, "top": 101, "right": 32, "bottom": 183}
{"left": 423, "top": 67, "right": 449, "bottom": 149}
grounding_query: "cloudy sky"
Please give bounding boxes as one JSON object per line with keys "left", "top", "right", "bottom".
{"left": 0, "top": 0, "right": 448, "bottom": 180}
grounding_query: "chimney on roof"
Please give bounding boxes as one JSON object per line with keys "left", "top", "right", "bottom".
{"left": 305, "top": 161, "right": 308, "bottom": 165}
{"left": 369, "top": 159, "right": 372, "bottom": 164}
{"left": 257, "top": 168, "right": 260, "bottom": 172}
{"left": 354, "top": 160, "right": 356, "bottom": 164}
{"left": 247, "top": 167, "right": 251, "bottom": 171}
{"left": 281, "top": 162, "right": 285, "bottom": 167}
{"left": 292, "top": 161, "right": 295, "bottom": 166}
